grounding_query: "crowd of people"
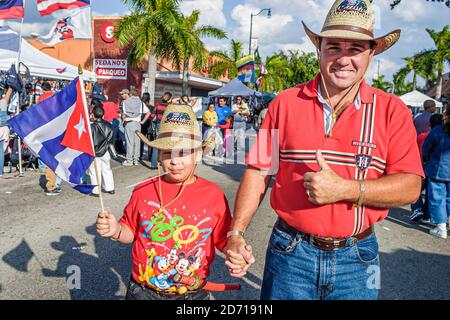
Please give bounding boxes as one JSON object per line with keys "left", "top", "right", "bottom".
{"left": 0, "top": 77, "right": 270, "bottom": 200}
{"left": 410, "top": 100, "right": 450, "bottom": 239}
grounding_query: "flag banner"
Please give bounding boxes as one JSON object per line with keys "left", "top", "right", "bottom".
{"left": 256, "top": 76, "right": 263, "bottom": 89}
{"left": 236, "top": 54, "right": 255, "bottom": 84}
{"left": 37, "top": 0, "right": 90, "bottom": 16}
{"left": 260, "top": 62, "right": 268, "bottom": 75}
{"left": 7, "top": 77, "right": 96, "bottom": 194}
{"left": 2, "top": 239, "right": 34, "bottom": 272}
{"left": 37, "top": 6, "right": 92, "bottom": 45}
{"left": 0, "top": 0, "right": 24, "bottom": 20}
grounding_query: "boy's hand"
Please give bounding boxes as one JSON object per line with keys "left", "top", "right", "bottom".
{"left": 96, "top": 211, "right": 119, "bottom": 238}
{"left": 224, "top": 236, "right": 255, "bottom": 278}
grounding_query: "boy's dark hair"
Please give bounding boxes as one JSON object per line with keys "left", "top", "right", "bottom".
{"left": 162, "top": 92, "right": 172, "bottom": 103}
{"left": 42, "top": 82, "right": 52, "bottom": 92}
{"left": 141, "top": 92, "right": 151, "bottom": 104}
{"left": 92, "top": 105, "right": 104, "bottom": 119}
{"left": 430, "top": 113, "right": 443, "bottom": 129}
{"left": 91, "top": 99, "right": 103, "bottom": 109}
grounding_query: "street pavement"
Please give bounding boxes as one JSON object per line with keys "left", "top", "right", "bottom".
{"left": 0, "top": 157, "right": 449, "bottom": 300}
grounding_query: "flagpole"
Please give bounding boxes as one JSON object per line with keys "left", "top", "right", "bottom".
{"left": 16, "top": 1, "right": 26, "bottom": 177}
{"left": 78, "top": 66, "right": 105, "bottom": 213}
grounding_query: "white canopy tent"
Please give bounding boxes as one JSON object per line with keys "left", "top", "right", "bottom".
{"left": 399, "top": 90, "right": 443, "bottom": 110}
{"left": 0, "top": 26, "right": 95, "bottom": 81}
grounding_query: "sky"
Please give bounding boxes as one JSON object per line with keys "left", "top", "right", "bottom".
{"left": 5, "top": 0, "right": 450, "bottom": 84}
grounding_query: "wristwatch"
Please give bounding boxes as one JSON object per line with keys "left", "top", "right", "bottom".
{"left": 227, "top": 230, "right": 245, "bottom": 238}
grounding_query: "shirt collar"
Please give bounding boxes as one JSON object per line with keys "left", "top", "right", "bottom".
{"left": 302, "top": 73, "right": 374, "bottom": 106}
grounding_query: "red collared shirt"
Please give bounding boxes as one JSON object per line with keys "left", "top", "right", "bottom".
{"left": 246, "top": 74, "right": 424, "bottom": 238}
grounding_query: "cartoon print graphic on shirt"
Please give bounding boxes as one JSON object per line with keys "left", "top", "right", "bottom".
{"left": 137, "top": 202, "right": 214, "bottom": 293}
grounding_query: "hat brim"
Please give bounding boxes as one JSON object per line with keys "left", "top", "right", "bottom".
{"left": 135, "top": 131, "right": 202, "bottom": 151}
{"left": 302, "top": 21, "right": 400, "bottom": 55}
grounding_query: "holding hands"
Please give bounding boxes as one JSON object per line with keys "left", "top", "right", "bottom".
{"left": 224, "top": 235, "right": 255, "bottom": 278}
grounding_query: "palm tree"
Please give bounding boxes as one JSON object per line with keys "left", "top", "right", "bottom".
{"left": 260, "top": 52, "right": 293, "bottom": 93}
{"left": 394, "top": 51, "right": 435, "bottom": 91}
{"left": 115, "top": 0, "right": 183, "bottom": 105}
{"left": 422, "top": 26, "right": 450, "bottom": 100}
{"left": 287, "top": 51, "right": 319, "bottom": 87}
{"left": 372, "top": 75, "right": 393, "bottom": 93}
{"left": 208, "top": 39, "right": 244, "bottom": 80}
{"left": 173, "top": 10, "right": 227, "bottom": 96}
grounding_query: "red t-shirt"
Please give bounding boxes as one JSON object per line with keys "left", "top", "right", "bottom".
{"left": 38, "top": 92, "right": 53, "bottom": 103}
{"left": 417, "top": 132, "right": 429, "bottom": 159}
{"left": 119, "top": 176, "right": 231, "bottom": 293}
{"left": 246, "top": 74, "right": 424, "bottom": 238}
{"left": 102, "top": 101, "right": 120, "bottom": 122}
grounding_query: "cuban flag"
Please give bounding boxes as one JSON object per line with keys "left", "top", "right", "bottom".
{"left": 260, "top": 63, "right": 268, "bottom": 75}
{"left": 37, "top": 0, "right": 90, "bottom": 16}
{"left": 0, "top": 0, "right": 24, "bottom": 20}
{"left": 7, "top": 77, "right": 96, "bottom": 194}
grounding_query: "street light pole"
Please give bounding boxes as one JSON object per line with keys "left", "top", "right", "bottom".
{"left": 248, "top": 8, "right": 271, "bottom": 55}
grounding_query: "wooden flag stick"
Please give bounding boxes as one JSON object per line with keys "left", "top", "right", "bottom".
{"left": 78, "top": 65, "right": 105, "bottom": 212}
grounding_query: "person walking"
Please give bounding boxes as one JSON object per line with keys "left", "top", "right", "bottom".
{"left": 422, "top": 107, "right": 450, "bottom": 239}
{"left": 225, "top": 0, "right": 423, "bottom": 300}
{"left": 149, "top": 92, "right": 172, "bottom": 169}
{"left": 414, "top": 100, "right": 436, "bottom": 135}
{"left": 88, "top": 104, "right": 115, "bottom": 197}
{"left": 120, "top": 88, "right": 149, "bottom": 166}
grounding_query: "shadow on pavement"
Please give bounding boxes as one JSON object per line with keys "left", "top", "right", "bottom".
{"left": 208, "top": 254, "right": 262, "bottom": 300}
{"left": 379, "top": 248, "right": 450, "bottom": 300}
{"left": 40, "top": 233, "right": 131, "bottom": 300}
{"left": 386, "top": 207, "right": 434, "bottom": 236}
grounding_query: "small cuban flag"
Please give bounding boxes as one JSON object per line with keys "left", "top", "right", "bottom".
{"left": 7, "top": 77, "right": 96, "bottom": 194}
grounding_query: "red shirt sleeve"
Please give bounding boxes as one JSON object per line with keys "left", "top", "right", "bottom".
{"left": 212, "top": 192, "right": 232, "bottom": 252}
{"left": 244, "top": 97, "right": 278, "bottom": 172}
{"left": 119, "top": 191, "right": 140, "bottom": 240}
{"left": 385, "top": 99, "right": 424, "bottom": 178}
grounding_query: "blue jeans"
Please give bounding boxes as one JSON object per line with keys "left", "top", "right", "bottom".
{"left": 428, "top": 178, "right": 450, "bottom": 224}
{"left": 0, "top": 140, "right": 4, "bottom": 176}
{"left": 261, "top": 219, "right": 380, "bottom": 300}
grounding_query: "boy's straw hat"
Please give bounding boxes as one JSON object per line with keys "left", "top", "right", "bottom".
{"left": 137, "top": 104, "right": 202, "bottom": 151}
{"left": 302, "top": 0, "right": 400, "bottom": 55}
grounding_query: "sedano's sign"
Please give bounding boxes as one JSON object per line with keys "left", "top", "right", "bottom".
{"left": 94, "top": 59, "right": 128, "bottom": 80}
{"left": 101, "top": 22, "right": 115, "bottom": 43}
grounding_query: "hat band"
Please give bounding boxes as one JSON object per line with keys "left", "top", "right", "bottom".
{"left": 158, "top": 132, "right": 202, "bottom": 142}
{"left": 322, "top": 25, "right": 374, "bottom": 38}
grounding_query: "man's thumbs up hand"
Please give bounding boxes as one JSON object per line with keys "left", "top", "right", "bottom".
{"left": 304, "top": 150, "right": 351, "bottom": 205}
{"left": 316, "top": 149, "right": 331, "bottom": 171}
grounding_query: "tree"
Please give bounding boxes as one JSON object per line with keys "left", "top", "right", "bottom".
{"left": 394, "top": 51, "right": 436, "bottom": 91}
{"left": 208, "top": 39, "right": 244, "bottom": 80}
{"left": 174, "top": 10, "right": 227, "bottom": 96}
{"left": 372, "top": 75, "right": 393, "bottom": 93}
{"left": 260, "top": 52, "right": 293, "bottom": 93}
{"left": 286, "top": 51, "right": 319, "bottom": 87}
{"left": 116, "top": 0, "right": 183, "bottom": 105}
{"left": 422, "top": 26, "right": 450, "bottom": 100}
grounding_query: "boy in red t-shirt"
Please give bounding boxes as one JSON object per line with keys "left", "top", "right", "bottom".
{"left": 218, "top": 115, "right": 233, "bottom": 157}
{"left": 95, "top": 104, "right": 248, "bottom": 300}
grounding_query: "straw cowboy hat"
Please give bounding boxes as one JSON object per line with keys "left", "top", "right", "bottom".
{"left": 302, "top": 0, "right": 401, "bottom": 55}
{"left": 135, "top": 104, "right": 203, "bottom": 151}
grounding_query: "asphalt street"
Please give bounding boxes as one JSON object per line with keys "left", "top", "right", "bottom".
{"left": 0, "top": 157, "right": 449, "bottom": 300}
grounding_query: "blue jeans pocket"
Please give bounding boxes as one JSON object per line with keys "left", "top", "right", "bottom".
{"left": 269, "top": 226, "right": 299, "bottom": 255}
{"left": 353, "top": 234, "right": 379, "bottom": 264}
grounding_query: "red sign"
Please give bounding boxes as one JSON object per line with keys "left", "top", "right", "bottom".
{"left": 101, "top": 22, "right": 115, "bottom": 43}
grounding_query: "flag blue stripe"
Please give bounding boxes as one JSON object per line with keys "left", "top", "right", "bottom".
{"left": 7, "top": 77, "right": 78, "bottom": 138}
{"left": 73, "top": 184, "right": 95, "bottom": 194}
{"left": 68, "top": 152, "right": 94, "bottom": 184}
{"left": 39, "top": 133, "right": 66, "bottom": 172}
{"left": 0, "top": 0, "right": 23, "bottom": 10}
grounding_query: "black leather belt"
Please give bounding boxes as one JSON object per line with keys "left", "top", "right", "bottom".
{"left": 277, "top": 218, "right": 374, "bottom": 251}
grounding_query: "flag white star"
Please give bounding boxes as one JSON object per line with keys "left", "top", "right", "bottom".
{"left": 74, "top": 115, "right": 86, "bottom": 139}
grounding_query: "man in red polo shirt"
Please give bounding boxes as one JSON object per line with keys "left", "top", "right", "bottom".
{"left": 224, "top": 0, "right": 423, "bottom": 300}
